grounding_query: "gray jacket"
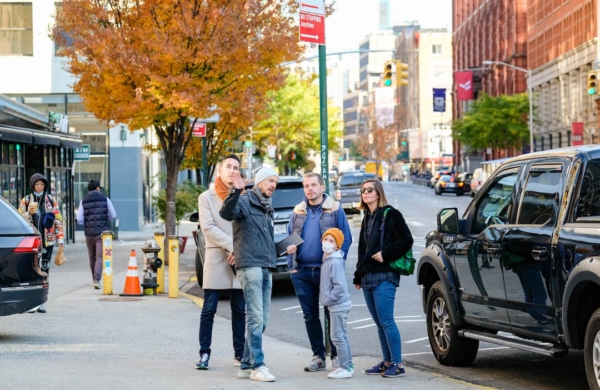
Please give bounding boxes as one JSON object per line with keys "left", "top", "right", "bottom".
{"left": 319, "top": 249, "right": 352, "bottom": 312}
{"left": 220, "top": 187, "right": 277, "bottom": 269}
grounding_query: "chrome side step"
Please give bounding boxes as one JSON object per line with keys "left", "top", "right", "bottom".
{"left": 459, "top": 329, "right": 568, "bottom": 357}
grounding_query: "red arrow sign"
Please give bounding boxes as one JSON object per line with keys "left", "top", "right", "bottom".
{"left": 192, "top": 122, "right": 206, "bottom": 137}
{"left": 299, "top": 11, "right": 325, "bottom": 45}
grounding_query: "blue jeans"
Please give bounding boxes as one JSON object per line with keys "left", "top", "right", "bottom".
{"left": 362, "top": 280, "right": 402, "bottom": 364}
{"left": 291, "top": 267, "right": 337, "bottom": 360}
{"left": 199, "top": 289, "right": 245, "bottom": 358}
{"left": 329, "top": 309, "right": 352, "bottom": 369}
{"left": 237, "top": 267, "right": 272, "bottom": 370}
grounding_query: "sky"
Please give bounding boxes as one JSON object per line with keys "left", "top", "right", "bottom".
{"left": 325, "top": 0, "right": 452, "bottom": 51}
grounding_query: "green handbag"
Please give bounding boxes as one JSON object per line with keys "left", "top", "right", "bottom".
{"left": 381, "top": 208, "right": 415, "bottom": 276}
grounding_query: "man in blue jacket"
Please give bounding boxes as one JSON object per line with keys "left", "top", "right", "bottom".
{"left": 220, "top": 165, "right": 279, "bottom": 382}
{"left": 285, "top": 172, "right": 352, "bottom": 372}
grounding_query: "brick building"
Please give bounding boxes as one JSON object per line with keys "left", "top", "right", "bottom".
{"left": 453, "top": 0, "right": 598, "bottom": 160}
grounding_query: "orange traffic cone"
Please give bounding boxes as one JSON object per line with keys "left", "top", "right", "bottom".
{"left": 120, "top": 250, "right": 144, "bottom": 297}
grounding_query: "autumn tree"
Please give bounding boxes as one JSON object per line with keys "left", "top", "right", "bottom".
{"left": 452, "top": 93, "right": 530, "bottom": 157}
{"left": 253, "top": 72, "right": 343, "bottom": 174}
{"left": 54, "top": 0, "right": 304, "bottom": 237}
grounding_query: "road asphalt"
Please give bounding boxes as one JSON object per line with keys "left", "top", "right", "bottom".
{"left": 0, "top": 221, "right": 489, "bottom": 389}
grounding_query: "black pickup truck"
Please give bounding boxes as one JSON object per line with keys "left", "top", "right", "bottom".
{"left": 417, "top": 146, "right": 600, "bottom": 389}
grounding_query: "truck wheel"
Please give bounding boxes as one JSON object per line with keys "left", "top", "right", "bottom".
{"left": 584, "top": 308, "right": 600, "bottom": 390}
{"left": 426, "top": 281, "right": 479, "bottom": 366}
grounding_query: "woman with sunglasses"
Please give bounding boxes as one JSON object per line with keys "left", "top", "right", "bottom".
{"left": 352, "top": 178, "right": 413, "bottom": 378}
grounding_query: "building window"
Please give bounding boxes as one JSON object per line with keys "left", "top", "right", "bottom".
{"left": 432, "top": 44, "right": 443, "bottom": 54}
{"left": 0, "top": 3, "right": 33, "bottom": 56}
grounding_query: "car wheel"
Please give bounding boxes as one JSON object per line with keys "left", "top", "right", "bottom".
{"left": 584, "top": 308, "right": 600, "bottom": 390}
{"left": 426, "top": 281, "right": 479, "bottom": 366}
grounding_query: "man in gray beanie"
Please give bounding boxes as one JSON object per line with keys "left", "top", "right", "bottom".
{"left": 220, "top": 165, "right": 279, "bottom": 382}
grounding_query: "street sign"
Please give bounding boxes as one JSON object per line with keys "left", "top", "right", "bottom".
{"left": 299, "top": 11, "right": 325, "bottom": 45}
{"left": 299, "top": 0, "right": 325, "bottom": 45}
{"left": 74, "top": 144, "right": 90, "bottom": 161}
{"left": 192, "top": 122, "right": 207, "bottom": 137}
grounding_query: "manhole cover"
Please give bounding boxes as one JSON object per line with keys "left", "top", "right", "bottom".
{"left": 98, "top": 297, "right": 143, "bottom": 302}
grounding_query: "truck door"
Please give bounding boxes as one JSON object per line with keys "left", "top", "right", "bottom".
{"left": 503, "top": 164, "right": 563, "bottom": 337}
{"left": 454, "top": 168, "right": 520, "bottom": 328}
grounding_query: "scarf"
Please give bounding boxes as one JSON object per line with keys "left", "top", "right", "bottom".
{"left": 214, "top": 176, "right": 230, "bottom": 201}
{"left": 251, "top": 186, "right": 273, "bottom": 214}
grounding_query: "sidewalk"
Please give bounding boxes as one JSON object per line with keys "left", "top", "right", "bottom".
{"left": 0, "top": 221, "right": 486, "bottom": 389}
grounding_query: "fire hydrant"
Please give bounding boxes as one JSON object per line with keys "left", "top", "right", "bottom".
{"left": 141, "top": 239, "right": 163, "bottom": 295}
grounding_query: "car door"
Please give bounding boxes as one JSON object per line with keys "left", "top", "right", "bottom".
{"left": 503, "top": 163, "right": 564, "bottom": 337}
{"left": 453, "top": 168, "right": 520, "bottom": 328}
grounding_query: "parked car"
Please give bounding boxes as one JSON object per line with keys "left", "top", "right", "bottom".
{"left": 417, "top": 145, "right": 600, "bottom": 389}
{"left": 434, "top": 174, "right": 466, "bottom": 196}
{"left": 470, "top": 168, "right": 484, "bottom": 197}
{"left": 191, "top": 175, "right": 305, "bottom": 287}
{"left": 0, "top": 196, "right": 48, "bottom": 315}
{"left": 334, "top": 171, "right": 376, "bottom": 213}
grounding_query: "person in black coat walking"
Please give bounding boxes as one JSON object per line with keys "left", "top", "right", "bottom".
{"left": 76, "top": 179, "right": 117, "bottom": 289}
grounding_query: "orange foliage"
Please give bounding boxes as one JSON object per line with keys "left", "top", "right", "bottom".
{"left": 53, "top": 0, "right": 304, "bottom": 236}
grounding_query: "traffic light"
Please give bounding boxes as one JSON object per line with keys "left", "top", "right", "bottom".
{"left": 397, "top": 62, "right": 409, "bottom": 86}
{"left": 383, "top": 61, "right": 393, "bottom": 87}
{"left": 588, "top": 71, "right": 598, "bottom": 95}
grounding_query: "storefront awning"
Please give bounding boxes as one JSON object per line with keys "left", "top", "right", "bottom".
{"left": 0, "top": 126, "right": 82, "bottom": 148}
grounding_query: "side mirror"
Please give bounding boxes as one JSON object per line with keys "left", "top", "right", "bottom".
{"left": 189, "top": 211, "right": 199, "bottom": 223}
{"left": 438, "top": 208, "right": 459, "bottom": 233}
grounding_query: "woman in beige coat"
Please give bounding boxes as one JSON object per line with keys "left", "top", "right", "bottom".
{"left": 196, "top": 154, "right": 245, "bottom": 370}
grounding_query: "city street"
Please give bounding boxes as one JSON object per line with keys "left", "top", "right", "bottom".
{"left": 0, "top": 181, "right": 590, "bottom": 389}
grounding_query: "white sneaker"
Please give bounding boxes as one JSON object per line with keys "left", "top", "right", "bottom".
{"left": 233, "top": 357, "right": 241, "bottom": 367}
{"left": 238, "top": 369, "right": 251, "bottom": 379}
{"left": 327, "top": 367, "right": 353, "bottom": 379}
{"left": 250, "top": 366, "right": 276, "bottom": 382}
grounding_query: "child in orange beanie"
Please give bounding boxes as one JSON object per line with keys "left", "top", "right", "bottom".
{"left": 320, "top": 228, "right": 353, "bottom": 379}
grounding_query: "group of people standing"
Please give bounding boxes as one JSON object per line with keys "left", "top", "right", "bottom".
{"left": 195, "top": 154, "right": 413, "bottom": 382}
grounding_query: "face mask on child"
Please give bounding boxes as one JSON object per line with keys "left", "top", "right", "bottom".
{"left": 322, "top": 241, "right": 337, "bottom": 254}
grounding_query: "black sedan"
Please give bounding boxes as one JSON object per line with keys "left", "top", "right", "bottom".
{"left": 434, "top": 175, "right": 467, "bottom": 196}
{"left": 0, "top": 196, "right": 48, "bottom": 315}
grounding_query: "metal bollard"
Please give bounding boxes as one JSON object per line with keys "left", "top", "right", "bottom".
{"left": 154, "top": 231, "right": 165, "bottom": 293}
{"left": 101, "top": 231, "right": 113, "bottom": 295}
{"left": 168, "top": 235, "right": 179, "bottom": 298}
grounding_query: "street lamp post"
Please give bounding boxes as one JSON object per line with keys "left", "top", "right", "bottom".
{"left": 482, "top": 60, "right": 534, "bottom": 152}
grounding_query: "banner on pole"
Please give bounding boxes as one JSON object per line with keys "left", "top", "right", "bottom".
{"left": 455, "top": 72, "right": 474, "bottom": 101}
{"left": 433, "top": 88, "right": 446, "bottom": 112}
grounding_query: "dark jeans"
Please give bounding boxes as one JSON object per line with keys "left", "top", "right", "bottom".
{"left": 291, "top": 266, "right": 337, "bottom": 360}
{"left": 85, "top": 235, "right": 103, "bottom": 282}
{"left": 199, "top": 289, "right": 245, "bottom": 358}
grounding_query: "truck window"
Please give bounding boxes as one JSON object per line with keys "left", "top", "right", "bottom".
{"left": 576, "top": 159, "right": 600, "bottom": 219}
{"left": 472, "top": 170, "right": 518, "bottom": 234}
{"left": 517, "top": 168, "right": 561, "bottom": 225}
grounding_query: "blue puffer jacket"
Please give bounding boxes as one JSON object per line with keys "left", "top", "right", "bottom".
{"left": 220, "top": 187, "right": 277, "bottom": 269}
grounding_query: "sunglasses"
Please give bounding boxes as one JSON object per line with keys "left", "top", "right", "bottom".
{"left": 360, "top": 187, "right": 377, "bottom": 194}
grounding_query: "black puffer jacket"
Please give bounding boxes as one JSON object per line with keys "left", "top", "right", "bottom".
{"left": 353, "top": 206, "right": 413, "bottom": 285}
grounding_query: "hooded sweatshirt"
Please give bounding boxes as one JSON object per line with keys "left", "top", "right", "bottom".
{"left": 319, "top": 249, "right": 352, "bottom": 312}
